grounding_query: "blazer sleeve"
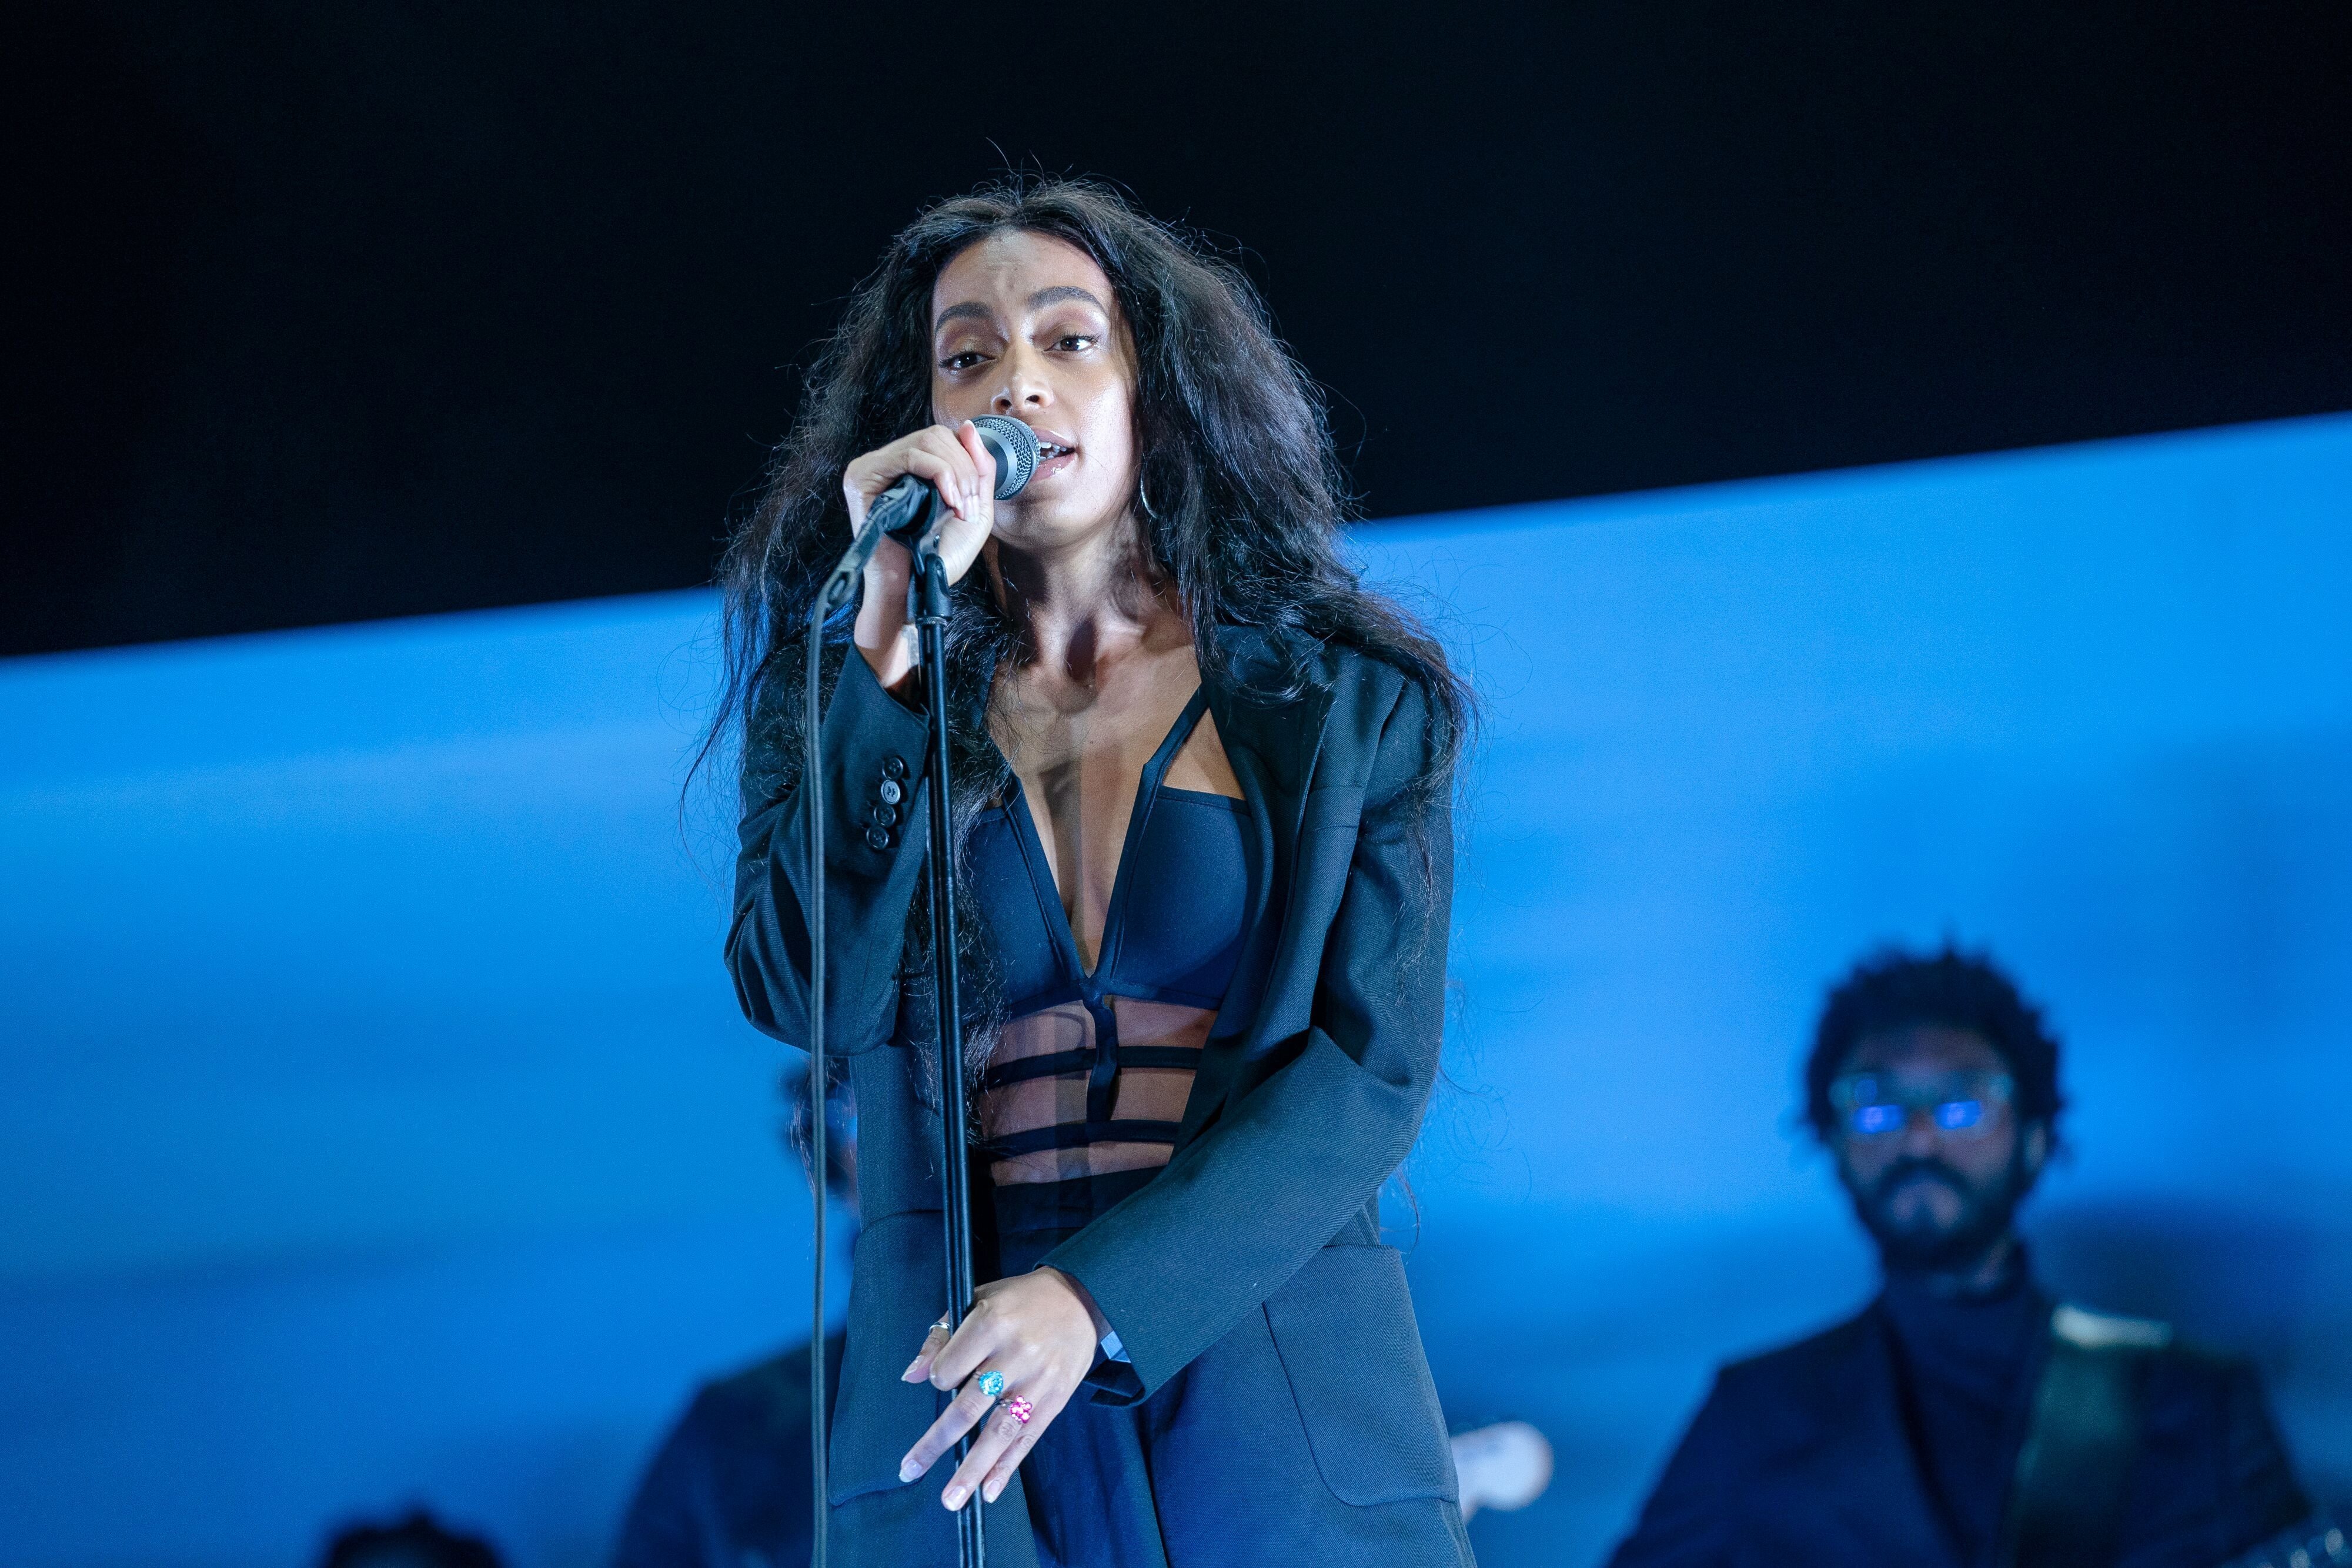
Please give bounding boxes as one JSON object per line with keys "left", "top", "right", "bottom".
{"left": 610, "top": 1388, "right": 733, "bottom": 1568}
{"left": 2215, "top": 1360, "right": 2311, "bottom": 1542}
{"left": 726, "top": 648, "right": 934, "bottom": 1055}
{"left": 2117, "top": 1351, "right": 2312, "bottom": 1566}
{"left": 1602, "top": 1374, "right": 1743, "bottom": 1568}
{"left": 1039, "top": 673, "right": 1452, "bottom": 1400}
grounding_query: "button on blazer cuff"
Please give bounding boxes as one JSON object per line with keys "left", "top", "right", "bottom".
{"left": 727, "top": 647, "right": 934, "bottom": 1057}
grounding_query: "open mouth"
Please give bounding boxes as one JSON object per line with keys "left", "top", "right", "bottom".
{"left": 1037, "top": 442, "right": 1074, "bottom": 460}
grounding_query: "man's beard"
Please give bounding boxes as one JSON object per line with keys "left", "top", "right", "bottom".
{"left": 1847, "top": 1144, "right": 2033, "bottom": 1276}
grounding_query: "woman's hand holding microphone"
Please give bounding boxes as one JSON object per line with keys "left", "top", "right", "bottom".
{"left": 842, "top": 421, "right": 1001, "bottom": 695}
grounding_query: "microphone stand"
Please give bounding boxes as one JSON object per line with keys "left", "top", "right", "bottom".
{"left": 810, "top": 421, "right": 1031, "bottom": 1568}
{"left": 911, "top": 530, "right": 986, "bottom": 1568}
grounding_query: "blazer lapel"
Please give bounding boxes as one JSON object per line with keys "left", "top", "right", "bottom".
{"left": 1205, "top": 624, "right": 1335, "bottom": 827}
{"left": 1179, "top": 628, "right": 1335, "bottom": 1119}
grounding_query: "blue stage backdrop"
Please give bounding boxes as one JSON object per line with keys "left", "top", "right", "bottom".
{"left": 3, "top": 414, "right": 2346, "bottom": 1568}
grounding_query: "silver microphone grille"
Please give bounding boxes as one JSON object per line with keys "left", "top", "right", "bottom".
{"left": 971, "top": 415, "right": 1040, "bottom": 498}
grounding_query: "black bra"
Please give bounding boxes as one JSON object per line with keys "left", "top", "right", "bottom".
{"left": 965, "top": 686, "right": 1250, "bottom": 1156}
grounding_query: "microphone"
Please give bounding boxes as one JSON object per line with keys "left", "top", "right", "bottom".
{"left": 816, "top": 416, "right": 1041, "bottom": 610}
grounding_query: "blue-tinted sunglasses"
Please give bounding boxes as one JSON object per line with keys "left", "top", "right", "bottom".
{"left": 1828, "top": 1071, "right": 2014, "bottom": 1139}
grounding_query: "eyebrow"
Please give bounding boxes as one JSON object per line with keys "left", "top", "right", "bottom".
{"left": 1027, "top": 285, "right": 1107, "bottom": 312}
{"left": 933, "top": 286, "right": 1111, "bottom": 332}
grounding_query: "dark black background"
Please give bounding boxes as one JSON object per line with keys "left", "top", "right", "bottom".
{"left": 8, "top": 2, "right": 2349, "bottom": 657}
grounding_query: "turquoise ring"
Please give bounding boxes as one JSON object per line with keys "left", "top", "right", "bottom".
{"left": 975, "top": 1370, "right": 1006, "bottom": 1401}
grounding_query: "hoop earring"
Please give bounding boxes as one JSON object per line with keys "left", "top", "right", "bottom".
{"left": 1136, "top": 470, "right": 1158, "bottom": 521}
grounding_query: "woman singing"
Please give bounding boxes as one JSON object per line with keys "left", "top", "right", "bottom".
{"left": 719, "top": 179, "right": 1472, "bottom": 1567}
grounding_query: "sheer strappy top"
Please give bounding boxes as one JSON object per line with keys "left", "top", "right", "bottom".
{"left": 966, "top": 685, "right": 1251, "bottom": 1161}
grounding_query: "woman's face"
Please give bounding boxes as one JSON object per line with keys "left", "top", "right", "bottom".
{"left": 930, "top": 230, "right": 1140, "bottom": 551}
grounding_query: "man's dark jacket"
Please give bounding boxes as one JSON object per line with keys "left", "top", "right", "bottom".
{"left": 1606, "top": 1288, "right": 2308, "bottom": 1568}
{"left": 612, "top": 1335, "right": 844, "bottom": 1568}
{"left": 726, "top": 630, "right": 1469, "bottom": 1567}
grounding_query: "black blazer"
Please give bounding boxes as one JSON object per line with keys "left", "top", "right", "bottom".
{"left": 1605, "top": 1294, "right": 2309, "bottom": 1568}
{"left": 727, "top": 626, "right": 1467, "bottom": 1567}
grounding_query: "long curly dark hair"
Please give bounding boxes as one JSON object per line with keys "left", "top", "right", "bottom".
{"left": 703, "top": 176, "right": 1470, "bottom": 1065}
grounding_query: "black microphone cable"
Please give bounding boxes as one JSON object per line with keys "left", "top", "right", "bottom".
{"left": 803, "top": 586, "right": 832, "bottom": 1568}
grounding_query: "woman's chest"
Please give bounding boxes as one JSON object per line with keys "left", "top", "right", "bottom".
{"left": 995, "top": 675, "right": 1239, "bottom": 952}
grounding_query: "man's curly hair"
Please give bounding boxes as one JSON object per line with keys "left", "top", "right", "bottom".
{"left": 1804, "top": 943, "right": 2065, "bottom": 1141}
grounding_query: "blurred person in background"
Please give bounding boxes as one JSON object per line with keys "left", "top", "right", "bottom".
{"left": 1606, "top": 944, "right": 2317, "bottom": 1568}
{"left": 318, "top": 1510, "right": 502, "bottom": 1568}
{"left": 612, "top": 1065, "right": 852, "bottom": 1568}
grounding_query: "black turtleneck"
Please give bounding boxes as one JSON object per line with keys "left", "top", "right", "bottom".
{"left": 1876, "top": 1256, "right": 2051, "bottom": 1566}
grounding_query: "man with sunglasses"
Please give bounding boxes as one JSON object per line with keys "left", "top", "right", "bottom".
{"left": 1606, "top": 945, "right": 2316, "bottom": 1568}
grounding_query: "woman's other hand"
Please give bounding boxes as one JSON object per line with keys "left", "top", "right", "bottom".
{"left": 844, "top": 421, "right": 999, "bottom": 693}
{"left": 895, "top": 1265, "right": 1107, "bottom": 1510}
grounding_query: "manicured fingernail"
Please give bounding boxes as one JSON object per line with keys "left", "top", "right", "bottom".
{"left": 984, "top": 1478, "right": 1004, "bottom": 1503}
{"left": 944, "top": 1484, "right": 969, "bottom": 1510}
{"left": 901, "top": 1358, "right": 924, "bottom": 1382}
{"left": 898, "top": 1457, "right": 921, "bottom": 1483}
